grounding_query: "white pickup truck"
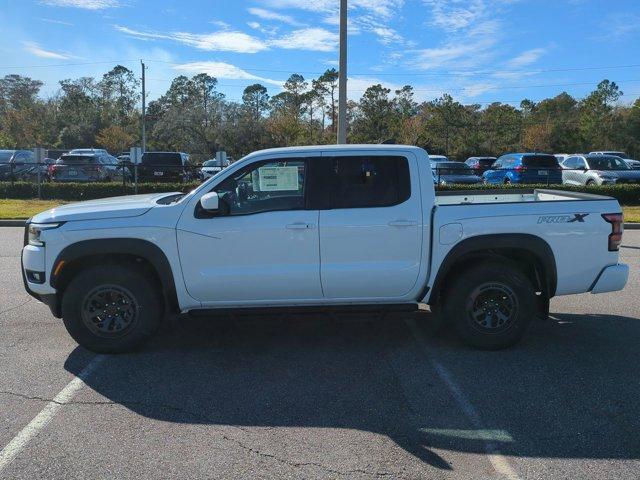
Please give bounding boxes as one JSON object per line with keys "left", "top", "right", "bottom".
{"left": 22, "top": 145, "right": 629, "bottom": 353}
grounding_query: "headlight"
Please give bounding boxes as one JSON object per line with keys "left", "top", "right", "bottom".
{"left": 28, "top": 223, "right": 61, "bottom": 246}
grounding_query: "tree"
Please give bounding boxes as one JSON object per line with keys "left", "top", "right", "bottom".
{"left": 242, "top": 84, "right": 270, "bottom": 122}
{"left": 315, "top": 68, "right": 339, "bottom": 132}
{"left": 96, "top": 125, "right": 135, "bottom": 154}
{"left": 351, "top": 84, "right": 394, "bottom": 143}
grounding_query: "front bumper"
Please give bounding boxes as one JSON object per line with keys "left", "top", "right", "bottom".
{"left": 21, "top": 227, "right": 61, "bottom": 317}
{"left": 590, "top": 264, "right": 629, "bottom": 294}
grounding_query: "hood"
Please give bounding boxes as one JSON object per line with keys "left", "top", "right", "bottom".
{"left": 595, "top": 170, "right": 640, "bottom": 180}
{"left": 439, "top": 174, "right": 483, "bottom": 184}
{"left": 31, "top": 192, "right": 180, "bottom": 223}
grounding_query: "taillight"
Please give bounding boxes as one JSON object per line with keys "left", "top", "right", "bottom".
{"left": 602, "top": 213, "right": 623, "bottom": 251}
{"left": 514, "top": 165, "right": 525, "bottom": 172}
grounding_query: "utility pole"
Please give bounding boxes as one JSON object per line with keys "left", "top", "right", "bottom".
{"left": 141, "top": 60, "right": 146, "bottom": 153}
{"left": 337, "top": 0, "right": 348, "bottom": 144}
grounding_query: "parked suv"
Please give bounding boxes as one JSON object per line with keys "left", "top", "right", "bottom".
{"left": 483, "top": 153, "right": 562, "bottom": 184}
{"left": 0, "top": 149, "right": 38, "bottom": 181}
{"left": 51, "top": 152, "right": 127, "bottom": 182}
{"left": 465, "top": 156, "right": 497, "bottom": 174}
{"left": 561, "top": 154, "right": 640, "bottom": 185}
{"left": 138, "top": 152, "right": 191, "bottom": 182}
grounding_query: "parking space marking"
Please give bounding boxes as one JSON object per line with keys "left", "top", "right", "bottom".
{"left": 0, "top": 355, "right": 107, "bottom": 473}
{"left": 405, "top": 318, "right": 520, "bottom": 480}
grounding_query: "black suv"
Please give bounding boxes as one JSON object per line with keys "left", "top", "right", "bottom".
{"left": 51, "top": 152, "right": 128, "bottom": 182}
{"left": 0, "top": 150, "right": 40, "bottom": 181}
{"left": 137, "top": 152, "right": 192, "bottom": 182}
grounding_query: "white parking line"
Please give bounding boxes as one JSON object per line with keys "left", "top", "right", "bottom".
{"left": 0, "top": 355, "right": 107, "bottom": 473}
{"left": 405, "top": 318, "right": 520, "bottom": 480}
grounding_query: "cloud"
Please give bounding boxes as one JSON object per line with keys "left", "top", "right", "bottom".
{"left": 248, "top": 7, "right": 304, "bottom": 26}
{"left": 22, "top": 41, "right": 77, "bottom": 59}
{"left": 40, "top": 0, "right": 122, "bottom": 9}
{"left": 411, "top": 37, "right": 497, "bottom": 70}
{"left": 508, "top": 48, "right": 546, "bottom": 68}
{"left": 423, "top": 0, "right": 489, "bottom": 31}
{"left": 114, "top": 26, "right": 268, "bottom": 53}
{"left": 39, "top": 17, "right": 74, "bottom": 26}
{"left": 269, "top": 28, "right": 339, "bottom": 52}
{"left": 173, "top": 61, "right": 283, "bottom": 87}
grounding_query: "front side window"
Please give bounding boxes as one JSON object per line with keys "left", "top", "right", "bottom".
{"left": 214, "top": 159, "right": 306, "bottom": 215}
{"left": 328, "top": 156, "right": 410, "bottom": 209}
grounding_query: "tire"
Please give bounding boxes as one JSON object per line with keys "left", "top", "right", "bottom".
{"left": 61, "top": 264, "right": 163, "bottom": 353}
{"left": 586, "top": 179, "right": 596, "bottom": 186}
{"left": 442, "top": 262, "right": 535, "bottom": 350}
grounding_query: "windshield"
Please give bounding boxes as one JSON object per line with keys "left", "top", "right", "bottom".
{"left": 0, "top": 151, "right": 15, "bottom": 163}
{"left": 142, "top": 152, "right": 182, "bottom": 166}
{"left": 587, "top": 156, "right": 630, "bottom": 170}
{"left": 203, "top": 159, "right": 221, "bottom": 167}
{"left": 436, "top": 163, "right": 473, "bottom": 175}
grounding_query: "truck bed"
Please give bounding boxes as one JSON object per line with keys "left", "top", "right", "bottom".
{"left": 434, "top": 188, "right": 613, "bottom": 206}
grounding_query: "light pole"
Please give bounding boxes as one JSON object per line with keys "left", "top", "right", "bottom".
{"left": 337, "top": 0, "right": 348, "bottom": 144}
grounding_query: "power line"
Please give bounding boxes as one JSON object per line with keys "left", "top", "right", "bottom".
{"left": 1, "top": 59, "right": 639, "bottom": 78}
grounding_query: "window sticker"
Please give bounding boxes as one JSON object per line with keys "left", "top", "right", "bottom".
{"left": 256, "top": 166, "right": 300, "bottom": 191}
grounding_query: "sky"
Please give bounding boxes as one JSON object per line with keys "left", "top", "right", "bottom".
{"left": 1, "top": 0, "right": 639, "bottom": 106}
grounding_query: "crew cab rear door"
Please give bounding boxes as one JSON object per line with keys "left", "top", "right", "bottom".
{"left": 318, "top": 150, "right": 423, "bottom": 299}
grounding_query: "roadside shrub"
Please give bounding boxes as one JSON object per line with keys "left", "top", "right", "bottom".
{"left": 1, "top": 181, "right": 639, "bottom": 205}
{"left": 438, "top": 183, "right": 640, "bottom": 205}
{"left": 0, "top": 181, "right": 200, "bottom": 201}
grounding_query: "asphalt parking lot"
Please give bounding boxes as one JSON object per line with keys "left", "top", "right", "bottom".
{"left": 1, "top": 227, "right": 639, "bottom": 479}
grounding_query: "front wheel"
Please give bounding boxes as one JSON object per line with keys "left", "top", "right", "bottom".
{"left": 61, "top": 264, "right": 163, "bottom": 353}
{"left": 443, "top": 262, "right": 535, "bottom": 350}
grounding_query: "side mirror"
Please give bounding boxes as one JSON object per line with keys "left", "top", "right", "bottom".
{"left": 200, "top": 192, "right": 219, "bottom": 211}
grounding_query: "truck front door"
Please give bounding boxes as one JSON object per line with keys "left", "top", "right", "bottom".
{"left": 176, "top": 155, "right": 323, "bottom": 304}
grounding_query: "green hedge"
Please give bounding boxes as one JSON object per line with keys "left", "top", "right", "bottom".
{"left": 0, "top": 181, "right": 200, "bottom": 201}
{"left": 1, "top": 181, "right": 639, "bottom": 205}
{"left": 438, "top": 183, "right": 640, "bottom": 205}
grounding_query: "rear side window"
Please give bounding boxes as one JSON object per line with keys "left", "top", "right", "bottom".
{"left": 328, "top": 156, "right": 410, "bottom": 209}
{"left": 522, "top": 155, "right": 559, "bottom": 168}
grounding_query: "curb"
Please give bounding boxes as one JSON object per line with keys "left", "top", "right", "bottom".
{"left": 0, "top": 220, "right": 27, "bottom": 227}
{"left": 2, "top": 218, "right": 640, "bottom": 229}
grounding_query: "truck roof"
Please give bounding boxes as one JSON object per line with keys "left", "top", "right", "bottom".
{"left": 245, "top": 144, "right": 426, "bottom": 158}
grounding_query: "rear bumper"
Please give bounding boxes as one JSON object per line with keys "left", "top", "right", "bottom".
{"left": 590, "top": 264, "right": 629, "bottom": 294}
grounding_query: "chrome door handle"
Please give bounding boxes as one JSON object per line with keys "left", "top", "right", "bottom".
{"left": 286, "top": 223, "right": 311, "bottom": 230}
{"left": 388, "top": 220, "right": 418, "bottom": 227}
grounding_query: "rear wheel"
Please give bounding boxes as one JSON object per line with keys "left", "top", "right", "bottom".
{"left": 586, "top": 179, "right": 596, "bottom": 186}
{"left": 443, "top": 262, "right": 535, "bottom": 350}
{"left": 61, "top": 264, "right": 163, "bottom": 353}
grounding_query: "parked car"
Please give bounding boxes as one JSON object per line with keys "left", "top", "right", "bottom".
{"left": 200, "top": 159, "right": 225, "bottom": 180}
{"left": 432, "top": 161, "right": 483, "bottom": 185}
{"left": 622, "top": 158, "right": 640, "bottom": 170}
{"left": 483, "top": 153, "right": 562, "bottom": 184}
{"left": 51, "top": 152, "right": 128, "bottom": 182}
{"left": 465, "top": 156, "right": 497, "bottom": 174}
{"left": 138, "top": 152, "right": 192, "bottom": 182}
{"left": 554, "top": 154, "right": 573, "bottom": 164}
{"left": 561, "top": 154, "right": 640, "bottom": 185}
{"left": 0, "top": 149, "right": 38, "bottom": 181}
{"left": 589, "top": 151, "right": 627, "bottom": 157}
{"left": 429, "top": 154, "right": 449, "bottom": 163}
{"left": 22, "top": 145, "right": 628, "bottom": 353}
{"left": 69, "top": 148, "right": 110, "bottom": 156}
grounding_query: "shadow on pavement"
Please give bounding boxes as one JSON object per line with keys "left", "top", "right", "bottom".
{"left": 64, "top": 311, "right": 640, "bottom": 470}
